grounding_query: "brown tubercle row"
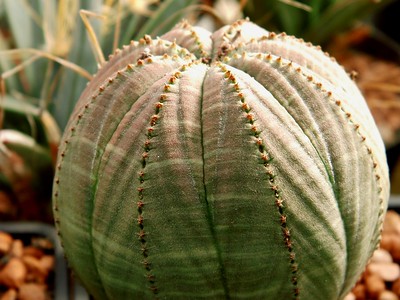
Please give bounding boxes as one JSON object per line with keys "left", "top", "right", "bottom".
{"left": 135, "top": 67, "right": 186, "bottom": 297}
{"left": 218, "top": 63, "right": 300, "bottom": 299}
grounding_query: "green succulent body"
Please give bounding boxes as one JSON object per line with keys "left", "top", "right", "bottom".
{"left": 53, "top": 19, "right": 390, "bottom": 299}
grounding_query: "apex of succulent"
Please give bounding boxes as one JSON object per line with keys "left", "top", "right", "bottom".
{"left": 53, "top": 19, "right": 390, "bottom": 300}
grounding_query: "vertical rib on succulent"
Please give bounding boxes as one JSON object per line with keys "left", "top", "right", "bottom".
{"left": 52, "top": 64, "right": 119, "bottom": 299}
{"left": 136, "top": 98, "right": 160, "bottom": 296}
{"left": 219, "top": 63, "right": 300, "bottom": 299}
{"left": 296, "top": 63, "right": 387, "bottom": 241}
{"left": 135, "top": 68, "right": 190, "bottom": 296}
{"left": 291, "top": 58, "right": 387, "bottom": 296}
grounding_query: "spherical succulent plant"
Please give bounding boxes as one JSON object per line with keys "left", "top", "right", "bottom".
{"left": 53, "top": 19, "right": 390, "bottom": 299}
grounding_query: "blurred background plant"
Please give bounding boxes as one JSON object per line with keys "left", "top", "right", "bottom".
{"left": 0, "top": 0, "right": 199, "bottom": 221}
{"left": 0, "top": 0, "right": 399, "bottom": 222}
{"left": 243, "top": 0, "right": 393, "bottom": 45}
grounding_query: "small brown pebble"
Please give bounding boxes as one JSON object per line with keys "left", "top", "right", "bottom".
{"left": 0, "top": 288, "right": 17, "bottom": 300}
{"left": 9, "top": 240, "right": 23, "bottom": 258}
{"left": 381, "top": 233, "right": 398, "bottom": 253}
{"left": 18, "top": 283, "right": 47, "bottom": 300}
{"left": 21, "top": 256, "right": 46, "bottom": 275}
{"left": 22, "top": 247, "right": 43, "bottom": 259}
{"left": 22, "top": 256, "right": 48, "bottom": 284}
{"left": 371, "top": 249, "right": 394, "bottom": 264}
{"left": 0, "top": 258, "right": 27, "bottom": 288}
{"left": 383, "top": 211, "right": 400, "bottom": 235}
{"left": 368, "top": 262, "right": 400, "bottom": 282}
{"left": 343, "top": 292, "right": 356, "bottom": 300}
{"left": 366, "top": 274, "right": 386, "bottom": 298}
{"left": 391, "top": 241, "right": 400, "bottom": 262}
{"left": 352, "top": 283, "right": 367, "bottom": 299}
{"left": 0, "top": 232, "right": 13, "bottom": 255}
{"left": 392, "top": 277, "right": 400, "bottom": 296}
{"left": 378, "top": 290, "right": 399, "bottom": 300}
{"left": 39, "top": 255, "right": 54, "bottom": 274}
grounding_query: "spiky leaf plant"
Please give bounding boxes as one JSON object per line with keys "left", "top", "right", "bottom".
{"left": 0, "top": 96, "right": 60, "bottom": 220}
{"left": 243, "top": 0, "right": 394, "bottom": 45}
{"left": 53, "top": 19, "right": 390, "bottom": 299}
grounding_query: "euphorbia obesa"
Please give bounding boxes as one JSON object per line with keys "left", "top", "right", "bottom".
{"left": 53, "top": 19, "right": 390, "bottom": 299}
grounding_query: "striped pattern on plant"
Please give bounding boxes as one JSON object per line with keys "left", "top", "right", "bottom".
{"left": 53, "top": 19, "right": 390, "bottom": 299}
